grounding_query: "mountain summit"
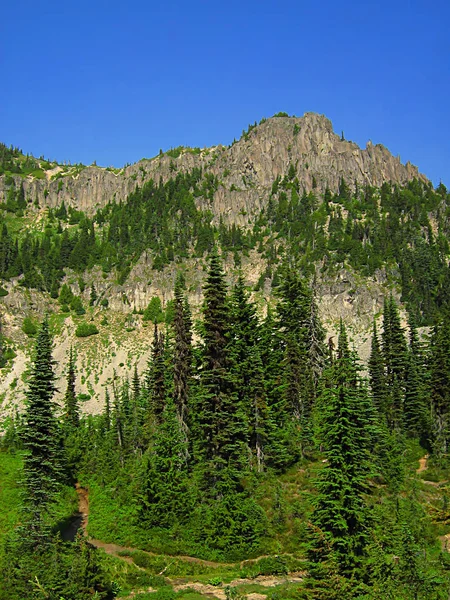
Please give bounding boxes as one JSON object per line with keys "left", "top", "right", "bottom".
{"left": 0, "top": 113, "right": 425, "bottom": 223}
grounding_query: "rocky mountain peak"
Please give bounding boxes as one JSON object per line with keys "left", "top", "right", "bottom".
{"left": 0, "top": 112, "right": 426, "bottom": 224}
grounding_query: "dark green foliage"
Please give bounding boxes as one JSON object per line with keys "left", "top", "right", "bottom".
{"left": 20, "top": 318, "right": 61, "bottom": 545}
{"left": 429, "top": 313, "right": 450, "bottom": 457}
{"left": 310, "top": 324, "right": 375, "bottom": 579}
{"left": 22, "top": 316, "right": 38, "bottom": 336}
{"left": 1, "top": 533, "right": 114, "bottom": 599}
{"left": 192, "top": 249, "right": 247, "bottom": 493}
{"left": 89, "top": 283, "right": 98, "bottom": 306}
{"left": 172, "top": 274, "right": 193, "bottom": 442}
{"left": 63, "top": 347, "right": 79, "bottom": 428}
{"left": 143, "top": 296, "right": 164, "bottom": 323}
{"left": 147, "top": 324, "right": 167, "bottom": 422}
{"left": 229, "top": 276, "right": 269, "bottom": 471}
{"left": 368, "top": 321, "right": 387, "bottom": 418}
{"left": 141, "top": 398, "right": 191, "bottom": 527}
{"left": 381, "top": 296, "right": 408, "bottom": 430}
{"left": 75, "top": 322, "right": 99, "bottom": 337}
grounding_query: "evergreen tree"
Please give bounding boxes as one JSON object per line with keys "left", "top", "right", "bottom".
{"left": 429, "top": 314, "right": 450, "bottom": 457}
{"left": 89, "top": 283, "right": 98, "bottom": 306}
{"left": 404, "top": 316, "right": 430, "bottom": 443}
{"left": 63, "top": 346, "right": 79, "bottom": 428}
{"left": 0, "top": 309, "right": 4, "bottom": 367}
{"left": 141, "top": 397, "right": 191, "bottom": 527}
{"left": 147, "top": 323, "right": 166, "bottom": 423}
{"left": 381, "top": 295, "right": 408, "bottom": 430}
{"left": 311, "top": 323, "right": 374, "bottom": 579}
{"left": 193, "top": 248, "right": 247, "bottom": 493}
{"left": 368, "top": 321, "right": 387, "bottom": 419}
{"left": 259, "top": 306, "right": 298, "bottom": 471}
{"left": 20, "top": 318, "right": 61, "bottom": 546}
{"left": 173, "top": 274, "right": 192, "bottom": 441}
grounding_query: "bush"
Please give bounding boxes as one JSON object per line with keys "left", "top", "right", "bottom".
{"left": 254, "top": 556, "right": 288, "bottom": 576}
{"left": 143, "top": 296, "right": 164, "bottom": 323}
{"left": 75, "top": 323, "right": 99, "bottom": 338}
{"left": 70, "top": 296, "right": 85, "bottom": 315}
{"left": 22, "top": 317, "right": 37, "bottom": 337}
{"left": 0, "top": 286, "right": 8, "bottom": 297}
{"left": 59, "top": 283, "right": 74, "bottom": 305}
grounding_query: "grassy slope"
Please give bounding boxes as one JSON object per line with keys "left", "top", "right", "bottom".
{"left": 2, "top": 443, "right": 450, "bottom": 599}
{"left": 0, "top": 450, "right": 22, "bottom": 554}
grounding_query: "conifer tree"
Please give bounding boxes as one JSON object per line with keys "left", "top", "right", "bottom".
{"left": 368, "top": 321, "right": 387, "bottom": 419}
{"left": 229, "top": 276, "right": 272, "bottom": 471}
{"left": 103, "top": 388, "right": 111, "bottom": 431}
{"left": 132, "top": 363, "right": 141, "bottom": 404}
{"left": 275, "top": 266, "right": 326, "bottom": 453}
{"left": 193, "top": 248, "right": 247, "bottom": 492}
{"left": 147, "top": 323, "right": 166, "bottom": 423}
{"left": 0, "top": 310, "right": 4, "bottom": 367}
{"left": 381, "top": 295, "right": 407, "bottom": 430}
{"left": 404, "top": 317, "right": 430, "bottom": 442}
{"left": 141, "top": 397, "right": 191, "bottom": 527}
{"left": 21, "top": 317, "right": 61, "bottom": 545}
{"left": 63, "top": 346, "right": 79, "bottom": 428}
{"left": 89, "top": 283, "right": 97, "bottom": 306}
{"left": 258, "top": 306, "right": 297, "bottom": 470}
{"left": 311, "top": 323, "right": 374, "bottom": 578}
{"left": 429, "top": 315, "right": 450, "bottom": 457}
{"left": 173, "top": 274, "right": 192, "bottom": 440}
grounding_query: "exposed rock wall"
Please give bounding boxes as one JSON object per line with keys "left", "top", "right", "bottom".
{"left": 0, "top": 113, "right": 426, "bottom": 223}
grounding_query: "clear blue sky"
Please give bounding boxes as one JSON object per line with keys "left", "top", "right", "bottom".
{"left": 1, "top": 0, "right": 449, "bottom": 185}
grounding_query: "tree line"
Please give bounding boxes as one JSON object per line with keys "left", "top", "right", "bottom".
{"left": 2, "top": 250, "right": 450, "bottom": 597}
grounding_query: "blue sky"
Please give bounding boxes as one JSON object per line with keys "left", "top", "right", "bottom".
{"left": 1, "top": 0, "right": 449, "bottom": 185}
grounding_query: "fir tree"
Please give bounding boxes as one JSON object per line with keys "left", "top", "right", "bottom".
{"left": 311, "top": 323, "right": 374, "bottom": 578}
{"left": 20, "top": 318, "right": 61, "bottom": 545}
{"left": 368, "top": 321, "right": 387, "bottom": 419}
{"left": 141, "top": 397, "right": 191, "bottom": 527}
{"left": 173, "top": 274, "right": 192, "bottom": 441}
{"left": 429, "top": 314, "right": 450, "bottom": 457}
{"left": 63, "top": 346, "right": 79, "bottom": 428}
{"left": 382, "top": 295, "right": 408, "bottom": 430}
{"left": 193, "top": 248, "right": 247, "bottom": 493}
{"left": 147, "top": 323, "right": 166, "bottom": 423}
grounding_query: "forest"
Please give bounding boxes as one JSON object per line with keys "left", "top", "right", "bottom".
{"left": 1, "top": 167, "right": 450, "bottom": 598}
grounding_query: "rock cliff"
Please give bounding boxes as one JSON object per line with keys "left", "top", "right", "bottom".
{"left": 0, "top": 113, "right": 426, "bottom": 223}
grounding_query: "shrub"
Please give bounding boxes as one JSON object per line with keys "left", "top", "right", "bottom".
{"left": 254, "top": 556, "right": 288, "bottom": 576}
{"left": 143, "top": 296, "right": 164, "bottom": 323}
{"left": 70, "top": 296, "right": 85, "bottom": 315}
{"left": 0, "top": 286, "right": 8, "bottom": 297}
{"left": 22, "top": 317, "right": 37, "bottom": 337}
{"left": 75, "top": 323, "right": 99, "bottom": 338}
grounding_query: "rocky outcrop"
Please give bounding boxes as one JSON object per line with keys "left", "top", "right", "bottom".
{"left": 0, "top": 113, "right": 426, "bottom": 224}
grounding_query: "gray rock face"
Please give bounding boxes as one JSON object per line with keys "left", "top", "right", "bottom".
{"left": 0, "top": 113, "right": 426, "bottom": 223}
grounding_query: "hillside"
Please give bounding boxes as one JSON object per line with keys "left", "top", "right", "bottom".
{"left": 2, "top": 114, "right": 450, "bottom": 599}
{"left": 0, "top": 113, "right": 448, "bottom": 414}
{"left": 0, "top": 113, "right": 425, "bottom": 221}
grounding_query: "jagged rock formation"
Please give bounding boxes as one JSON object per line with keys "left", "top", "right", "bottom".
{"left": 0, "top": 112, "right": 430, "bottom": 415}
{"left": 0, "top": 113, "right": 426, "bottom": 223}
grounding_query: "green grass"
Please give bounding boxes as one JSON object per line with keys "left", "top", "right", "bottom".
{"left": 0, "top": 450, "right": 23, "bottom": 549}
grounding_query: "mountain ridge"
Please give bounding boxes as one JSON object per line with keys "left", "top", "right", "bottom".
{"left": 0, "top": 112, "right": 426, "bottom": 223}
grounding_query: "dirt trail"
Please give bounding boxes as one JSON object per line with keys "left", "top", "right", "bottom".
{"left": 171, "top": 574, "right": 305, "bottom": 600}
{"left": 69, "top": 484, "right": 305, "bottom": 599}
{"left": 417, "top": 454, "right": 429, "bottom": 474}
{"left": 71, "top": 484, "right": 305, "bottom": 576}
